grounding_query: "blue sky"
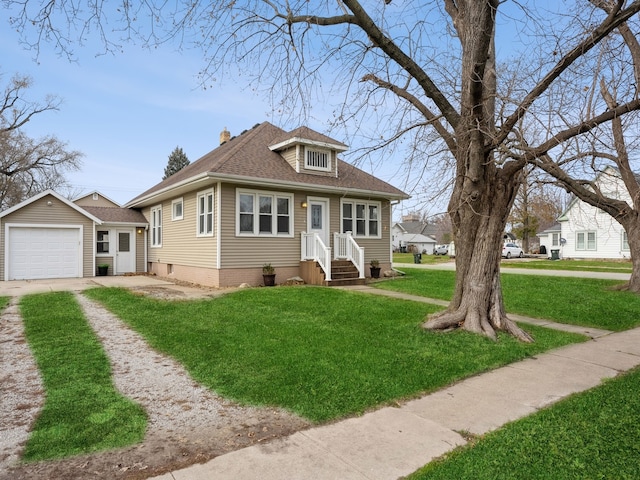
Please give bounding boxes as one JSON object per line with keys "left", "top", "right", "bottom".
{"left": 1, "top": 20, "right": 419, "bottom": 211}
{"left": 1, "top": 28, "right": 289, "bottom": 205}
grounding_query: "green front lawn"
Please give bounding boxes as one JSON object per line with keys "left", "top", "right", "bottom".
{"left": 85, "top": 286, "right": 584, "bottom": 423}
{"left": 501, "top": 258, "right": 633, "bottom": 273}
{"left": 409, "top": 366, "right": 640, "bottom": 480}
{"left": 20, "top": 292, "right": 147, "bottom": 462}
{"left": 393, "top": 252, "right": 453, "bottom": 265}
{"left": 375, "top": 269, "right": 640, "bottom": 331}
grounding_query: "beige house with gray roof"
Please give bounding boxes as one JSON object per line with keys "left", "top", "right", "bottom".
{"left": 1, "top": 122, "right": 408, "bottom": 286}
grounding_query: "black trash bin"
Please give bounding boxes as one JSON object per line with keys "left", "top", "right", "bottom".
{"left": 413, "top": 253, "right": 422, "bottom": 264}
{"left": 400, "top": 246, "right": 407, "bottom": 253}
{"left": 550, "top": 249, "right": 560, "bottom": 260}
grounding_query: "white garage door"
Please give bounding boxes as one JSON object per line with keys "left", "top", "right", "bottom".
{"left": 8, "top": 227, "right": 81, "bottom": 280}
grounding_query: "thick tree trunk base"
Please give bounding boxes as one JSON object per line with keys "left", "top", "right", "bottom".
{"left": 609, "top": 281, "right": 640, "bottom": 293}
{"left": 422, "top": 307, "right": 534, "bottom": 343}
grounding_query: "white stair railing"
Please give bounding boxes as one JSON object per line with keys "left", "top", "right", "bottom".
{"left": 333, "top": 232, "right": 365, "bottom": 279}
{"left": 301, "top": 232, "right": 332, "bottom": 281}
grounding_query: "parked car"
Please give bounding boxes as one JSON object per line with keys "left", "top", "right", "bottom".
{"left": 434, "top": 245, "right": 449, "bottom": 255}
{"left": 502, "top": 243, "right": 524, "bottom": 258}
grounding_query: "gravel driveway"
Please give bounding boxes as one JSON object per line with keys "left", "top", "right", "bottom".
{"left": 0, "top": 288, "right": 309, "bottom": 480}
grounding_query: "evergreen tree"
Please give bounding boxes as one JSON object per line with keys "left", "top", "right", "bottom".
{"left": 163, "top": 146, "right": 189, "bottom": 180}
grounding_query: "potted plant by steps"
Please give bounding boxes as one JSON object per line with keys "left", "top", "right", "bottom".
{"left": 262, "top": 263, "right": 276, "bottom": 286}
{"left": 369, "top": 259, "right": 381, "bottom": 279}
{"left": 97, "top": 264, "right": 110, "bottom": 276}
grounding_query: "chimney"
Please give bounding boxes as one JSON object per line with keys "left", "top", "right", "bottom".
{"left": 402, "top": 213, "right": 421, "bottom": 222}
{"left": 220, "top": 127, "right": 231, "bottom": 145}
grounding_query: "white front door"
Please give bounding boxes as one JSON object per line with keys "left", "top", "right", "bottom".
{"left": 307, "top": 198, "right": 330, "bottom": 246}
{"left": 115, "top": 229, "right": 135, "bottom": 274}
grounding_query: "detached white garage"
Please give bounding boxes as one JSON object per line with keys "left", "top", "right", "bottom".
{"left": 7, "top": 226, "right": 82, "bottom": 280}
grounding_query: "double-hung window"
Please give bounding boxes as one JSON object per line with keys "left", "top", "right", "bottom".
{"left": 576, "top": 231, "right": 596, "bottom": 251}
{"left": 341, "top": 199, "right": 381, "bottom": 238}
{"left": 151, "top": 205, "right": 162, "bottom": 247}
{"left": 552, "top": 233, "right": 559, "bottom": 247}
{"left": 197, "top": 190, "right": 214, "bottom": 236}
{"left": 237, "top": 189, "right": 293, "bottom": 236}
{"left": 97, "top": 230, "right": 109, "bottom": 253}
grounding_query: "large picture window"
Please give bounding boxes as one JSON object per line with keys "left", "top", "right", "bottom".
{"left": 197, "top": 190, "right": 214, "bottom": 236}
{"left": 237, "top": 189, "right": 293, "bottom": 236}
{"left": 340, "top": 199, "right": 381, "bottom": 238}
{"left": 151, "top": 205, "right": 162, "bottom": 247}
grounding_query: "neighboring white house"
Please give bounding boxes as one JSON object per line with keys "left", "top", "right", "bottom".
{"left": 392, "top": 221, "right": 437, "bottom": 253}
{"left": 536, "top": 223, "right": 562, "bottom": 257}
{"left": 552, "top": 167, "right": 632, "bottom": 259}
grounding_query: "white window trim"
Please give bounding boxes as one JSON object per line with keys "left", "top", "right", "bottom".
{"left": 236, "top": 188, "right": 294, "bottom": 237}
{"left": 96, "top": 229, "right": 111, "bottom": 256}
{"left": 340, "top": 199, "right": 382, "bottom": 239}
{"left": 150, "top": 204, "right": 162, "bottom": 248}
{"left": 171, "top": 197, "right": 184, "bottom": 221}
{"left": 196, "top": 189, "right": 215, "bottom": 237}
{"left": 622, "top": 231, "right": 630, "bottom": 251}
{"left": 304, "top": 146, "right": 331, "bottom": 172}
{"left": 576, "top": 230, "right": 596, "bottom": 251}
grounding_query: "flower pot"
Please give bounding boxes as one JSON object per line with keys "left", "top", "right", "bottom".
{"left": 97, "top": 265, "right": 109, "bottom": 276}
{"left": 370, "top": 266, "right": 381, "bottom": 279}
{"left": 263, "top": 273, "right": 276, "bottom": 286}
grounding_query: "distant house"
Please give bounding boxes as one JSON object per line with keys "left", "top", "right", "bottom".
{"left": 551, "top": 167, "right": 632, "bottom": 259}
{"left": 392, "top": 220, "right": 437, "bottom": 253}
{"left": 1, "top": 122, "right": 408, "bottom": 286}
{"left": 502, "top": 232, "right": 518, "bottom": 245}
{"left": 536, "top": 223, "right": 562, "bottom": 256}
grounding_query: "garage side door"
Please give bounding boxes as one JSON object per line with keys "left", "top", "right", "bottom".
{"left": 8, "top": 227, "right": 81, "bottom": 280}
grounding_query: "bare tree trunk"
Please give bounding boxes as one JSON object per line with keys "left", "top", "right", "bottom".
{"left": 422, "top": 1, "right": 533, "bottom": 342}
{"left": 423, "top": 167, "right": 533, "bottom": 342}
{"left": 621, "top": 215, "right": 640, "bottom": 293}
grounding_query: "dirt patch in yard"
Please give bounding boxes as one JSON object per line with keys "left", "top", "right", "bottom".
{"left": 0, "top": 292, "right": 310, "bottom": 480}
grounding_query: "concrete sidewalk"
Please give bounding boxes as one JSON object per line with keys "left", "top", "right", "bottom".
{"left": 152, "top": 324, "right": 640, "bottom": 479}
{"left": 393, "top": 261, "right": 632, "bottom": 281}
{"left": 0, "top": 275, "right": 219, "bottom": 299}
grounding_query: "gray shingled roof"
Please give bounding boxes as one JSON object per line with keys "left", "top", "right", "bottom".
{"left": 398, "top": 222, "right": 438, "bottom": 236}
{"left": 82, "top": 206, "right": 148, "bottom": 224}
{"left": 269, "top": 126, "right": 348, "bottom": 149}
{"left": 127, "top": 122, "right": 407, "bottom": 207}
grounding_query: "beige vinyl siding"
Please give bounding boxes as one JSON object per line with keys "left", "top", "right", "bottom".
{"left": 218, "top": 185, "right": 392, "bottom": 269}
{"left": 74, "top": 194, "right": 120, "bottom": 208}
{"left": 219, "top": 183, "right": 303, "bottom": 268}
{"left": 135, "top": 229, "right": 145, "bottom": 272}
{"left": 144, "top": 189, "right": 217, "bottom": 268}
{"left": 280, "top": 146, "right": 298, "bottom": 171}
{"left": 0, "top": 194, "right": 95, "bottom": 278}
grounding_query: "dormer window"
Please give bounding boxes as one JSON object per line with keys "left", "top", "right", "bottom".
{"left": 305, "top": 148, "right": 331, "bottom": 172}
